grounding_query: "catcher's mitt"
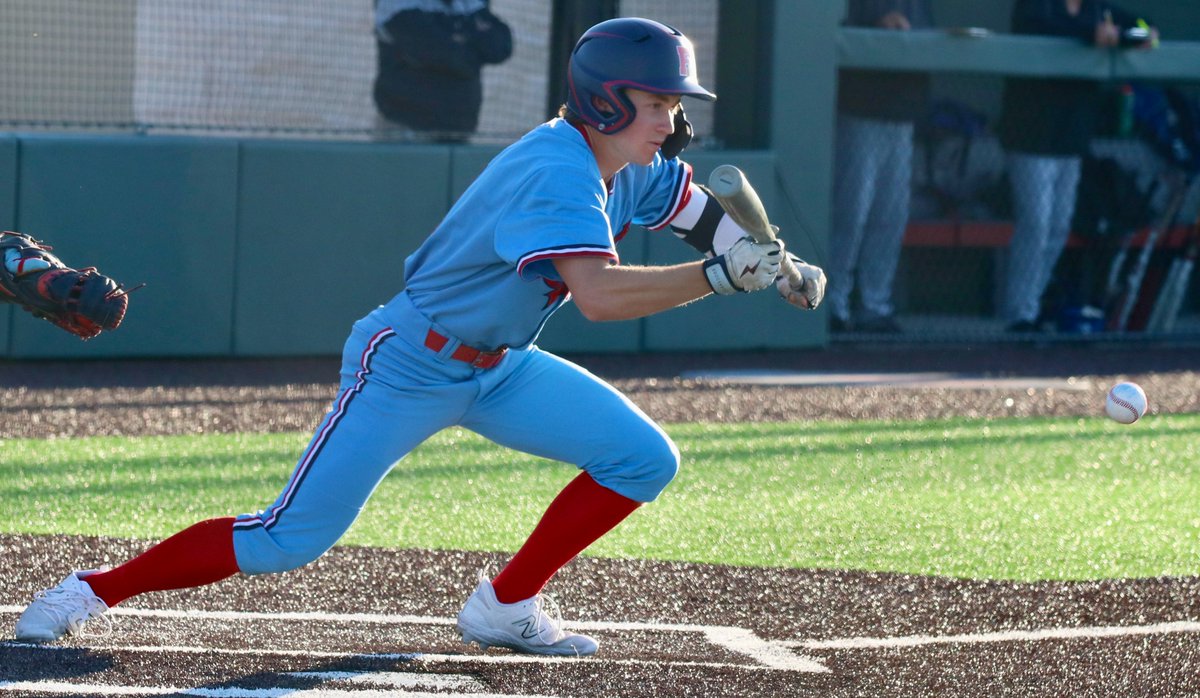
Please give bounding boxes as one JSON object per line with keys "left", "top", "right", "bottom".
{"left": 0, "top": 230, "right": 135, "bottom": 339}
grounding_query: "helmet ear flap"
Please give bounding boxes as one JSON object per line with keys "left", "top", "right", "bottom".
{"left": 659, "top": 107, "right": 693, "bottom": 160}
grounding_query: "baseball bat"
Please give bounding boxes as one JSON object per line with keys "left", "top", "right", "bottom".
{"left": 707, "top": 165, "right": 804, "bottom": 287}
{"left": 1109, "top": 175, "right": 1188, "bottom": 332}
{"left": 1145, "top": 208, "right": 1200, "bottom": 332}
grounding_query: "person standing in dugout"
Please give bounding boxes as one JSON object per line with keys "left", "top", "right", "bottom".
{"left": 13, "top": 17, "right": 825, "bottom": 656}
{"left": 826, "top": 0, "right": 933, "bottom": 334}
{"left": 997, "top": 0, "right": 1158, "bottom": 332}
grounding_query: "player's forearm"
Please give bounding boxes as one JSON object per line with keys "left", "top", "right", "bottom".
{"left": 557, "top": 259, "right": 712, "bottom": 322}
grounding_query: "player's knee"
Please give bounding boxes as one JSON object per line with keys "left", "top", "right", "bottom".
{"left": 586, "top": 430, "right": 679, "bottom": 503}
{"left": 655, "top": 435, "right": 682, "bottom": 489}
{"left": 634, "top": 433, "right": 681, "bottom": 500}
{"left": 257, "top": 546, "right": 330, "bottom": 574}
{"left": 233, "top": 529, "right": 337, "bottom": 576}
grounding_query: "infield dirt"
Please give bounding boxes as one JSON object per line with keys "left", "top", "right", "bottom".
{"left": 1, "top": 343, "right": 1198, "bottom": 696}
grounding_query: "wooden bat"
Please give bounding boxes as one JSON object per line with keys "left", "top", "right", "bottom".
{"left": 707, "top": 164, "right": 804, "bottom": 288}
{"left": 1108, "top": 174, "right": 1188, "bottom": 332}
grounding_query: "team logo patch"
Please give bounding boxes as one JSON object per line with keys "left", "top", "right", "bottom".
{"left": 677, "top": 46, "right": 691, "bottom": 77}
{"left": 543, "top": 278, "right": 570, "bottom": 308}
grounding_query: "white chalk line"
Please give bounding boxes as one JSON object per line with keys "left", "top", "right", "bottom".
{"left": 1, "top": 640, "right": 801, "bottom": 674}
{"left": 792, "top": 619, "right": 1200, "bottom": 651}
{"left": 0, "top": 604, "right": 826, "bottom": 673}
{"left": 0, "top": 679, "right": 559, "bottom": 698}
{"left": 287, "top": 671, "right": 483, "bottom": 691}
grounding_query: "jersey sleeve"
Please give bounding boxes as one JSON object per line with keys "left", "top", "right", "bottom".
{"left": 494, "top": 165, "right": 618, "bottom": 282}
{"left": 631, "top": 155, "right": 694, "bottom": 231}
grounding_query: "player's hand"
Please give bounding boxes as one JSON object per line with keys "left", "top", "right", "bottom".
{"left": 1094, "top": 13, "right": 1119, "bottom": 47}
{"left": 775, "top": 253, "right": 826, "bottom": 310}
{"left": 877, "top": 11, "right": 911, "bottom": 31}
{"left": 703, "top": 236, "right": 782, "bottom": 295}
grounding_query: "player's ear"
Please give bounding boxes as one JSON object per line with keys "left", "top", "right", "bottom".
{"left": 590, "top": 95, "right": 616, "bottom": 117}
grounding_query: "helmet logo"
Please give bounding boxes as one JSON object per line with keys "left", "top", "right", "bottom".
{"left": 677, "top": 46, "right": 691, "bottom": 78}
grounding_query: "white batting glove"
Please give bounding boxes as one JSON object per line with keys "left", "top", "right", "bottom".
{"left": 703, "top": 236, "right": 783, "bottom": 295}
{"left": 775, "top": 253, "right": 826, "bottom": 310}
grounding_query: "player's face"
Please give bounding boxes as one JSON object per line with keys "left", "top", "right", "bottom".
{"left": 612, "top": 90, "right": 682, "bottom": 167}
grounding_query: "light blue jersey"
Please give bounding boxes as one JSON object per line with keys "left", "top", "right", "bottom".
{"left": 390, "top": 118, "right": 692, "bottom": 350}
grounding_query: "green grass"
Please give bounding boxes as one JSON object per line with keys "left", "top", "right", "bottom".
{"left": 2, "top": 414, "right": 1198, "bottom": 581}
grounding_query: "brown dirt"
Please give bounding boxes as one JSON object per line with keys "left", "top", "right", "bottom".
{"left": 1, "top": 344, "right": 1198, "bottom": 696}
{"left": 0, "top": 344, "right": 1196, "bottom": 438}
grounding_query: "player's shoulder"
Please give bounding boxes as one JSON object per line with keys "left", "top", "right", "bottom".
{"left": 492, "top": 120, "right": 603, "bottom": 189}
{"left": 518, "top": 120, "right": 597, "bottom": 167}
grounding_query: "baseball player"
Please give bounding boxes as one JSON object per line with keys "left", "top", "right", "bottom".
{"left": 15, "top": 17, "right": 825, "bottom": 656}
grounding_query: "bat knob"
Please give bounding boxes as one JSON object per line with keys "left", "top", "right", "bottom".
{"left": 708, "top": 164, "right": 746, "bottom": 198}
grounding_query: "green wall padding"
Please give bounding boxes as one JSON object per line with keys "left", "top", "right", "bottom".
{"left": 0, "top": 139, "right": 827, "bottom": 358}
{"left": 0, "top": 136, "right": 16, "bottom": 354}
{"left": 234, "top": 141, "right": 452, "bottom": 355}
{"left": 12, "top": 136, "right": 239, "bottom": 358}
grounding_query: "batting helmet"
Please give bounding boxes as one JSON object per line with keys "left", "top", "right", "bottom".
{"left": 567, "top": 17, "right": 716, "bottom": 134}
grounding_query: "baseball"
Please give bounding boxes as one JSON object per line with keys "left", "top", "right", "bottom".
{"left": 1105, "top": 382, "right": 1147, "bottom": 424}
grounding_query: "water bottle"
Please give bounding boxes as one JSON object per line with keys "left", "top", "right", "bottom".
{"left": 1117, "top": 84, "right": 1134, "bottom": 138}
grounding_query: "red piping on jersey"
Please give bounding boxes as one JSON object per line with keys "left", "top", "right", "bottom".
{"left": 571, "top": 121, "right": 594, "bottom": 150}
{"left": 517, "top": 249, "right": 618, "bottom": 278}
{"left": 570, "top": 121, "right": 615, "bottom": 194}
{"left": 646, "top": 162, "right": 693, "bottom": 230}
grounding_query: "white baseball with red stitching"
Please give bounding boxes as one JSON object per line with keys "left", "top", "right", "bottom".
{"left": 1105, "top": 382, "right": 1147, "bottom": 424}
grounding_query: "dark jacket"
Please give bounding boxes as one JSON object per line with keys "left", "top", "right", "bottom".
{"left": 373, "top": 2, "right": 512, "bottom": 137}
{"left": 998, "top": 0, "right": 1144, "bottom": 156}
{"left": 837, "top": 0, "right": 934, "bottom": 123}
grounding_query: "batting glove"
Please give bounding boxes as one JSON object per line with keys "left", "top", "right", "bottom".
{"left": 703, "top": 236, "right": 782, "bottom": 295}
{"left": 775, "top": 253, "right": 826, "bottom": 310}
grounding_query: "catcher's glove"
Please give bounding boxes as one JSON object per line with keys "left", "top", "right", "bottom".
{"left": 0, "top": 230, "right": 135, "bottom": 339}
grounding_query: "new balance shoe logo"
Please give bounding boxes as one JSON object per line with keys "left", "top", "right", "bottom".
{"left": 512, "top": 615, "right": 540, "bottom": 640}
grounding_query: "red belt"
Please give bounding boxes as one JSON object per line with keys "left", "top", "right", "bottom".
{"left": 424, "top": 329, "right": 507, "bottom": 369}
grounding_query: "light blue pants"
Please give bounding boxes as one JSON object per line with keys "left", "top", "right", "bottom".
{"left": 827, "top": 115, "right": 914, "bottom": 321}
{"left": 1003, "top": 153, "right": 1082, "bottom": 324}
{"left": 232, "top": 296, "right": 679, "bottom": 575}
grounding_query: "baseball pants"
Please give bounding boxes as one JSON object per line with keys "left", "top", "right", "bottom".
{"left": 1003, "top": 153, "right": 1082, "bottom": 324}
{"left": 827, "top": 114, "right": 914, "bottom": 322}
{"left": 232, "top": 296, "right": 679, "bottom": 575}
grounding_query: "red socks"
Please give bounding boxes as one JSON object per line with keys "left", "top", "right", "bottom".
{"left": 84, "top": 517, "right": 240, "bottom": 607}
{"left": 81, "top": 477, "right": 635, "bottom": 608}
{"left": 491, "top": 472, "right": 641, "bottom": 604}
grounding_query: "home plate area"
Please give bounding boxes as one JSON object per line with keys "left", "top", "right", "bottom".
{"left": 0, "top": 606, "right": 822, "bottom": 697}
{"left": 3, "top": 537, "right": 1200, "bottom": 697}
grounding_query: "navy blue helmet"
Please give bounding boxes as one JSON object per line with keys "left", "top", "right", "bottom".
{"left": 567, "top": 17, "right": 716, "bottom": 134}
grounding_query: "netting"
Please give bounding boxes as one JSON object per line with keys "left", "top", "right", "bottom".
{"left": 0, "top": 0, "right": 718, "bottom": 142}
{"left": 834, "top": 71, "right": 1200, "bottom": 339}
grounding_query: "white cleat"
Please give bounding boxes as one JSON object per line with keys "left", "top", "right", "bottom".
{"left": 14, "top": 570, "right": 111, "bottom": 642}
{"left": 456, "top": 576, "right": 598, "bottom": 657}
